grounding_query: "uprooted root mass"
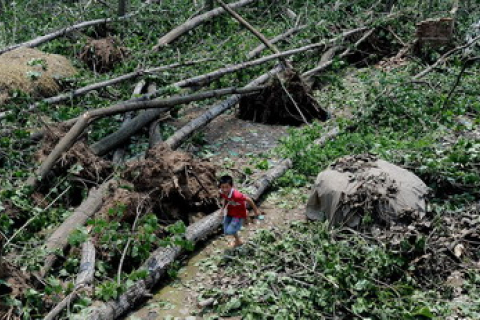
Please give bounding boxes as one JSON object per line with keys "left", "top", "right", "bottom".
{"left": 238, "top": 70, "right": 328, "bottom": 125}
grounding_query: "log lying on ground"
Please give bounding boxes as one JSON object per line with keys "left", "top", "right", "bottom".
{"left": 27, "top": 86, "right": 265, "bottom": 188}
{"left": 0, "top": 59, "right": 208, "bottom": 121}
{"left": 88, "top": 85, "right": 265, "bottom": 157}
{"left": 112, "top": 81, "right": 146, "bottom": 164}
{"left": 81, "top": 159, "right": 292, "bottom": 320}
{"left": 247, "top": 24, "right": 307, "bottom": 59}
{"left": 152, "top": 0, "right": 257, "bottom": 50}
{"left": 41, "top": 180, "right": 115, "bottom": 277}
{"left": 164, "top": 65, "right": 283, "bottom": 150}
{"left": 44, "top": 239, "right": 95, "bottom": 320}
{"left": 0, "top": 14, "right": 135, "bottom": 55}
{"left": 413, "top": 34, "right": 480, "bottom": 80}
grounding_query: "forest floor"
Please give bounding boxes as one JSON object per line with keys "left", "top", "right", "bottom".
{"left": 124, "top": 108, "right": 306, "bottom": 320}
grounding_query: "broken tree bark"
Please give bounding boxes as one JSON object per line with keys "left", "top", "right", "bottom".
{"left": 89, "top": 85, "right": 265, "bottom": 157}
{"left": 246, "top": 24, "right": 307, "bottom": 59}
{"left": 112, "top": 81, "right": 146, "bottom": 164}
{"left": 44, "top": 239, "right": 95, "bottom": 320}
{"left": 0, "top": 14, "right": 135, "bottom": 55}
{"left": 27, "top": 86, "right": 265, "bottom": 188}
{"left": 41, "top": 180, "right": 115, "bottom": 277}
{"left": 80, "top": 159, "right": 292, "bottom": 320}
{"left": 152, "top": 0, "right": 257, "bottom": 50}
{"left": 164, "top": 66, "right": 283, "bottom": 150}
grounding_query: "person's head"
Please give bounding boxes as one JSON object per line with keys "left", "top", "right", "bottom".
{"left": 218, "top": 175, "right": 234, "bottom": 194}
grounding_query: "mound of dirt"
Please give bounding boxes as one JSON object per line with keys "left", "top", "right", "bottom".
{"left": 0, "top": 47, "right": 77, "bottom": 104}
{"left": 121, "top": 144, "right": 218, "bottom": 222}
{"left": 306, "top": 154, "right": 430, "bottom": 227}
{"left": 79, "top": 37, "right": 126, "bottom": 73}
{"left": 238, "top": 70, "right": 328, "bottom": 125}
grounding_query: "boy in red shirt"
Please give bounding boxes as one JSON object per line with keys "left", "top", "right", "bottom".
{"left": 218, "top": 175, "right": 261, "bottom": 248}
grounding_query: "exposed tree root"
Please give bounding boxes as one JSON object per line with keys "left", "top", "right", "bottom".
{"left": 238, "top": 70, "right": 328, "bottom": 125}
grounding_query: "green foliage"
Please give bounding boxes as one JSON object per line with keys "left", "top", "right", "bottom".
{"left": 199, "top": 222, "right": 451, "bottom": 319}
{"left": 275, "top": 66, "right": 480, "bottom": 197}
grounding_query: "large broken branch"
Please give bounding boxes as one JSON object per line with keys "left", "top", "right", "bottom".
{"left": 80, "top": 159, "right": 292, "bottom": 320}
{"left": 88, "top": 85, "right": 265, "bottom": 156}
{"left": 153, "top": 0, "right": 257, "bottom": 50}
{"left": 215, "top": 0, "right": 283, "bottom": 57}
{"left": 0, "top": 14, "right": 135, "bottom": 55}
{"left": 27, "top": 86, "right": 266, "bottom": 188}
{"left": 41, "top": 180, "right": 115, "bottom": 277}
{"left": 164, "top": 65, "right": 283, "bottom": 150}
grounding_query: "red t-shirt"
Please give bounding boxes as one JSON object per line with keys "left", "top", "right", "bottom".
{"left": 220, "top": 188, "right": 247, "bottom": 219}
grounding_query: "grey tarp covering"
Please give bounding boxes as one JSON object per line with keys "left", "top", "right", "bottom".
{"left": 306, "top": 154, "right": 429, "bottom": 227}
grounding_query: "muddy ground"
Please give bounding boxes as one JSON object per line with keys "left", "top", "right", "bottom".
{"left": 122, "top": 105, "right": 307, "bottom": 320}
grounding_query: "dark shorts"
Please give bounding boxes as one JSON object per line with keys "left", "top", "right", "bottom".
{"left": 223, "top": 216, "right": 243, "bottom": 235}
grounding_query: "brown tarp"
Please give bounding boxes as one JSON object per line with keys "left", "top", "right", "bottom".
{"left": 306, "top": 154, "right": 429, "bottom": 227}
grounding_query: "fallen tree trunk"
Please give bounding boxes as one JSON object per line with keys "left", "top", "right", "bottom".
{"left": 27, "top": 86, "right": 265, "bottom": 188}
{"left": 152, "top": 0, "right": 257, "bottom": 50}
{"left": 41, "top": 180, "right": 115, "bottom": 277}
{"left": 89, "top": 85, "right": 265, "bottom": 157}
{"left": 0, "top": 14, "right": 135, "bottom": 55}
{"left": 164, "top": 65, "right": 283, "bottom": 150}
{"left": 25, "top": 26, "right": 368, "bottom": 140}
{"left": 44, "top": 238, "right": 95, "bottom": 320}
{"left": 0, "top": 60, "right": 207, "bottom": 121}
{"left": 112, "top": 81, "right": 146, "bottom": 164}
{"left": 81, "top": 159, "right": 292, "bottom": 320}
{"left": 246, "top": 24, "right": 307, "bottom": 59}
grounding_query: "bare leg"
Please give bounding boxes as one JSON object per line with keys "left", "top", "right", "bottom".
{"left": 233, "top": 234, "right": 243, "bottom": 247}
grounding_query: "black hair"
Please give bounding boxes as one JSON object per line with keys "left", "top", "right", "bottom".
{"left": 218, "top": 175, "right": 234, "bottom": 187}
